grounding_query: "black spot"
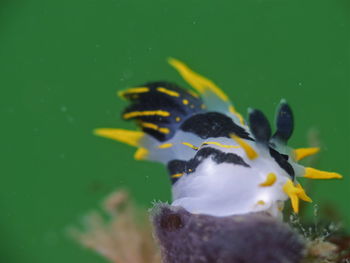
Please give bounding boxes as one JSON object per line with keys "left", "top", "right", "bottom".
{"left": 180, "top": 112, "right": 252, "bottom": 140}
{"left": 272, "top": 101, "right": 294, "bottom": 143}
{"left": 269, "top": 147, "right": 295, "bottom": 179}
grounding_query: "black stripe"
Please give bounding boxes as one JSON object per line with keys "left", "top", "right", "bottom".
{"left": 180, "top": 112, "right": 252, "bottom": 140}
{"left": 269, "top": 147, "right": 295, "bottom": 179}
{"left": 167, "top": 147, "right": 250, "bottom": 184}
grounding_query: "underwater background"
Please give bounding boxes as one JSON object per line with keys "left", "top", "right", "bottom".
{"left": 0, "top": 0, "right": 349, "bottom": 262}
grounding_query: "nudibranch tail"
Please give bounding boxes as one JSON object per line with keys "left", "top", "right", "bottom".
{"left": 95, "top": 58, "right": 343, "bottom": 217}
{"left": 293, "top": 147, "right": 320, "bottom": 161}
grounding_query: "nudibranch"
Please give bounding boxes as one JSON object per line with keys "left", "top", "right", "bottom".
{"left": 95, "top": 58, "right": 342, "bottom": 218}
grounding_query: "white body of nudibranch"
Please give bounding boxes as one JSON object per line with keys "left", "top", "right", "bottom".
{"left": 95, "top": 58, "right": 342, "bottom": 218}
{"left": 171, "top": 138, "right": 290, "bottom": 217}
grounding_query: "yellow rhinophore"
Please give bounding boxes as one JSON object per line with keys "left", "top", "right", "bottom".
{"left": 230, "top": 134, "right": 258, "bottom": 160}
{"left": 304, "top": 167, "right": 343, "bottom": 179}
{"left": 259, "top": 173, "right": 277, "bottom": 187}
{"left": 293, "top": 147, "right": 320, "bottom": 161}
{"left": 168, "top": 57, "right": 244, "bottom": 124}
{"left": 283, "top": 179, "right": 312, "bottom": 213}
{"left": 94, "top": 128, "right": 144, "bottom": 147}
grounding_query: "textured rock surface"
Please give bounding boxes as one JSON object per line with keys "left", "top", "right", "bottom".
{"left": 152, "top": 204, "right": 305, "bottom": 263}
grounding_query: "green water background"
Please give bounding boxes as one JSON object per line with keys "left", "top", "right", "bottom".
{"left": 1, "top": 0, "right": 349, "bottom": 262}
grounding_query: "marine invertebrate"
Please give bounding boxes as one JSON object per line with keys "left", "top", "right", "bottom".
{"left": 95, "top": 58, "right": 342, "bottom": 218}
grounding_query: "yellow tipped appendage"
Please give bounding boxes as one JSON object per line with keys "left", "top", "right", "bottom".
{"left": 294, "top": 147, "right": 320, "bottom": 161}
{"left": 134, "top": 147, "right": 149, "bottom": 160}
{"left": 94, "top": 128, "right": 144, "bottom": 147}
{"left": 259, "top": 173, "right": 277, "bottom": 187}
{"left": 168, "top": 57, "right": 245, "bottom": 124}
{"left": 304, "top": 167, "right": 343, "bottom": 179}
{"left": 283, "top": 180, "right": 312, "bottom": 213}
{"left": 230, "top": 134, "right": 258, "bottom": 160}
{"left": 168, "top": 57, "right": 228, "bottom": 101}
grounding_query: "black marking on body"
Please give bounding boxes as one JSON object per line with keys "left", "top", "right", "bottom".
{"left": 167, "top": 160, "right": 187, "bottom": 184}
{"left": 122, "top": 82, "right": 204, "bottom": 141}
{"left": 180, "top": 112, "right": 252, "bottom": 140}
{"left": 269, "top": 147, "right": 295, "bottom": 179}
{"left": 167, "top": 147, "right": 250, "bottom": 184}
{"left": 272, "top": 101, "right": 294, "bottom": 143}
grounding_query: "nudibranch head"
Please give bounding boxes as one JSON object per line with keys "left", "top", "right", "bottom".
{"left": 95, "top": 58, "right": 342, "bottom": 218}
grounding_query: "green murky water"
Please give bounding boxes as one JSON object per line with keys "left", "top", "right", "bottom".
{"left": 1, "top": 0, "right": 349, "bottom": 262}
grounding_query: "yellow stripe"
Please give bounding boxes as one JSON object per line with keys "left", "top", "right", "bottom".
{"left": 159, "top": 127, "right": 170, "bottom": 134}
{"left": 140, "top": 122, "right": 170, "bottom": 134}
{"left": 171, "top": 173, "right": 184, "bottom": 178}
{"left": 118, "top": 87, "right": 149, "bottom": 97}
{"left": 140, "top": 122, "right": 158, "bottom": 130}
{"left": 202, "top": 141, "right": 240, "bottom": 149}
{"left": 158, "top": 143, "right": 173, "bottom": 149}
{"left": 168, "top": 57, "right": 229, "bottom": 102}
{"left": 304, "top": 167, "right": 342, "bottom": 179}
{"left": 229, "top": 105, "right": 245, "bottom": 125}
{"left": 259, "top": 173, "right": 277, "bottom": 187}
{"left": 230, "top": 134, "right": 258, "bottom": 160}
{"left": 123, "top": 110, "right": 170, "bottom": 119}
{"left": 182, "top": 142, "right": 199, "bottom": 150}
{"left": 94, "top": 128, "right": 143, "bottom": 147}
{"left": 182, "top": 99, "right": 189, "bottom": 105}
{"left": 157, "top": 87, "right": 180, "bottom": 97}
{"left": 293, "top": 147, "right": 320, "bottom": 161}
